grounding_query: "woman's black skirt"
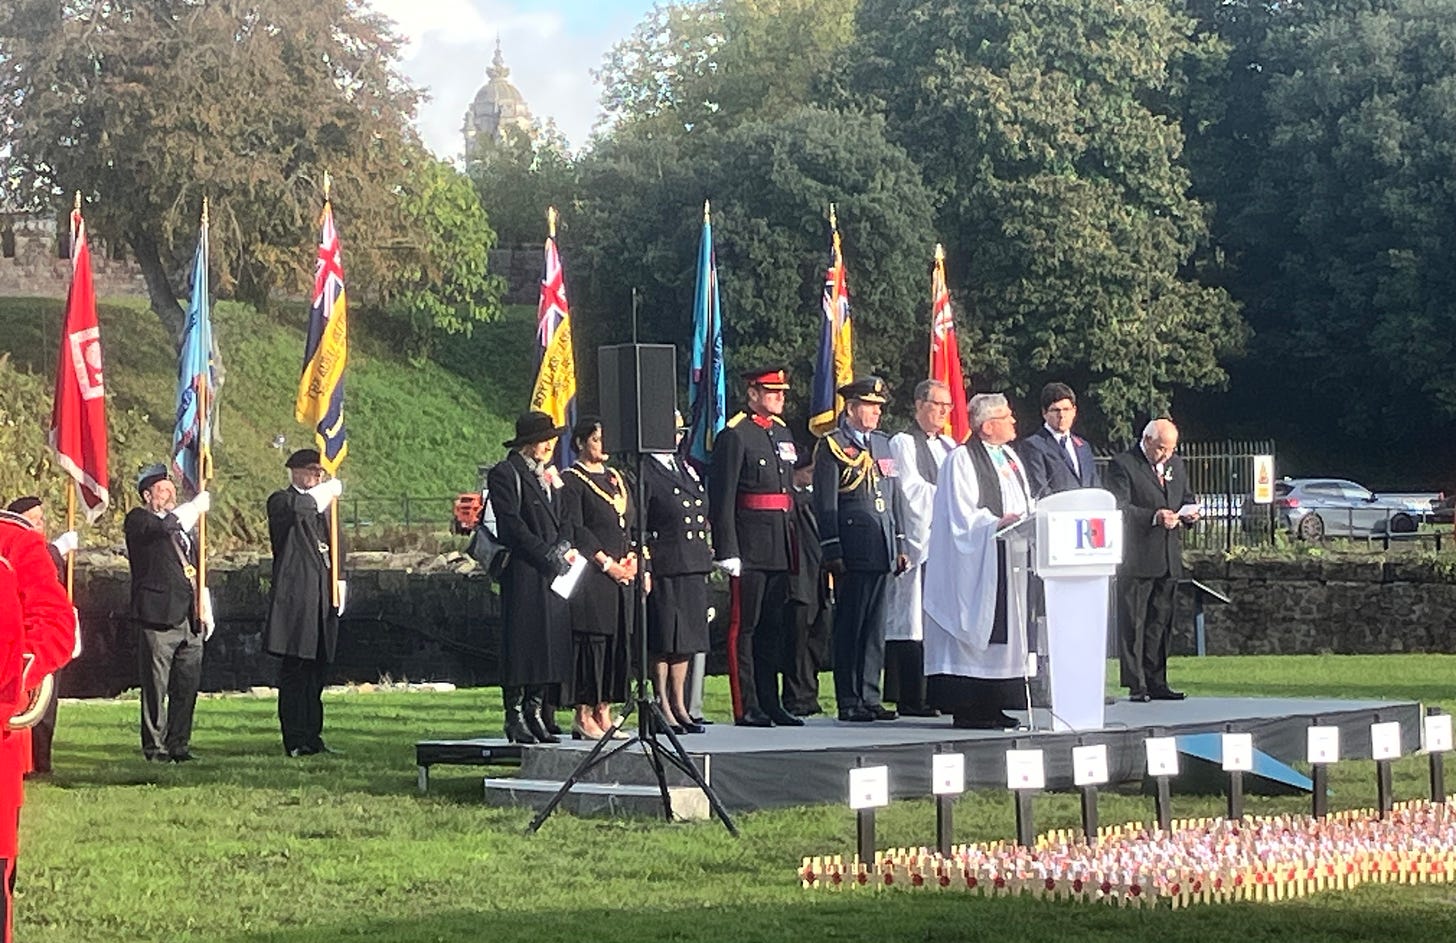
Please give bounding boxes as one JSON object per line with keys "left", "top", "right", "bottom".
{"left": 646, "top": 573, "right": 709, "bottom": 656}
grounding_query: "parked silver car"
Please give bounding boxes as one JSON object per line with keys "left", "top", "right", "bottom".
{"left": 1270, "top": 478, "right": 1421, "bottom": 539}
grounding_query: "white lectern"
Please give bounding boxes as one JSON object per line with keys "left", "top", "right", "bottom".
{"left": 1032, "top": 489, "right": 1124, "bottom": 731}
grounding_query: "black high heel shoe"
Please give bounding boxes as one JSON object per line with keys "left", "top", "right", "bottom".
{"left": 671, "top": 707, "right": 706, "bottom": 735}
{"left": 505, "top": 716, "right": 539, "bottom": 744}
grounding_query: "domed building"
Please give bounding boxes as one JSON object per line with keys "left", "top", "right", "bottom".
{"left": 463, "top": 41, "right": 534, "bottom": 162}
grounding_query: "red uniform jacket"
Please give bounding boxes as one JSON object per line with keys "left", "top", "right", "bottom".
{"left": 0, "top": 512, "right": 77, "bottom": 854}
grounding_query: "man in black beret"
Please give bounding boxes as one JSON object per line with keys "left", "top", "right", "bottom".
{"left": 264, "top": 448, "right": 346, "bottom": 756}
{"left": 124, "top": 463, "right": 212, "bottom": 762}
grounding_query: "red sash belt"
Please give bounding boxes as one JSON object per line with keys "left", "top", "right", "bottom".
{"left": 736, "top": 492, "right": 792, "bottom": 512}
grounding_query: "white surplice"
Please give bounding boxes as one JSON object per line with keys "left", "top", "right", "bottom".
{"left": 922, "top": 440, "right": 1034, "bottom": 681}
{"left": 883, "top": 430, "right": 955, "bottom": 642}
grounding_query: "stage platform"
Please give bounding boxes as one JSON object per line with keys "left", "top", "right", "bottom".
{"left": 417, "top": 696, "right": 1424, "bottom": 813}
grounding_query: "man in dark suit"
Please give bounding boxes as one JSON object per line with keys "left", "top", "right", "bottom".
{"left": 264, "top": 449, "right": 345, "bottom": 757}
{"left": 124, "top": 464, "right": 211, "bottom": 762}
{"left": 782, "top": 444, "right": 830, "bottom": 717}
{"left": 708, "top": 366, "right": 801, "bottom": 727}
{"left": 813, "top": 376, "right": 910, "bottom": 722}
{"left": 1021, "top": 381, "right": 1099, "bottom": 498}
{"left": 1105, "top": 419, "right": 1200, "bottom": 702}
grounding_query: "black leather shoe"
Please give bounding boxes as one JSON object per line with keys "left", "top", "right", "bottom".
{"left": 1149, "top": 688, "right": 1187, "bottom": 701}
{"left": 838, "top": 708, "right": 876, "bottom": 722}
{"left": 691, "top": 715, "right": 714, "bottom": 725}
{"left": 896, "top": 705, "right": 941, "bottom": 718}
{"left": 678, "top": 720, "right": 706, "bottom": 734}
{"left": 1128, "top": 691, "right": 1152, "bottom": 703}
{"left": 868, "top": 705, "right": 899, "bottom": 721}
{"left": 505, "top": 717, "right": 540, "bottom": 744}
{"left": 524, "top": 712, "right": 560, "bottom": 744}
{"left": 735, "top": 708, "right": 774, "bottom": 727}
{"left": 767, "top": 707, "right": 805, "bottom": 727}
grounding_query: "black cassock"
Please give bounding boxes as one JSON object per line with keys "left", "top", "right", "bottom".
{"left": 264, "top": 487, "right": 341, "bottom": 754}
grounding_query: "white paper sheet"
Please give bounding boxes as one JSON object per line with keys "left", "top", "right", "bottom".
{"left": 551, "top": 554, "right": 588, "bottom": 599}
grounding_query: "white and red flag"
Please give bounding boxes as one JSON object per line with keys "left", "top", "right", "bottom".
{"left": 48, "top": 204, "right": 110, "bottom": 522}
{"left": 929, "top": 243, "right": 970, "bottom": 442}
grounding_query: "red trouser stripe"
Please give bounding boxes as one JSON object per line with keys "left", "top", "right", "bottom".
{"left": 726, "top": 575, "right": 743, "bottom": 718}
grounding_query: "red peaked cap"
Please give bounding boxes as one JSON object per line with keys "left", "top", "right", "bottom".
{"left": 741, "top": 366, "right": 790, "bottom": 390}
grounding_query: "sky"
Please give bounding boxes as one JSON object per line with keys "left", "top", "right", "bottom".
{"left": 369, "top": 0, "right": 660, "bottom": 161}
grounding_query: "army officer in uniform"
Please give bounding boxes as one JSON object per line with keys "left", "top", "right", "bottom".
{"left": 708, "top": 366, "right": 802, "bottom": 727}
{"left": 813, "top": 377, "right": 909, "bottom": 722}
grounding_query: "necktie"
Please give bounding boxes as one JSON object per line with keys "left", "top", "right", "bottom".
{"left": 1060, "top": 434, "right": 1079, "bottom": 476}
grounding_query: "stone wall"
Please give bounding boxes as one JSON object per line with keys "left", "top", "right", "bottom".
{"left": 1172, "top": 554, "right": 1456, "bottom": 655}
{"left": 60, "top": 551, "right": 1456, "bottom": 698}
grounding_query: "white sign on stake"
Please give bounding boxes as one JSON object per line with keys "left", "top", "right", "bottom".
{"left": 1370, "top": 721, "right": 1403, "bottom": 761}
{"left": 1072, "top": 744, "right": 1110, "bottom": 786}
{"left": 1307, "top": 726, "right": 1340, "bottom": 765}
{"left": 1005, "top": 749, "right": 1046, "bottom": 791}
{"left": 848, "top": 765, "right": 890, "bottom": 810}
{"left": 1145, "top": 737, "right": 1180, "bottom": 777}
{"left": 1221, "top": 732, "right": 1254, "bottom": 772}
{"left": 931, "top": 753, "right": 966, "bottom": 796}
{"left": 1424, "top": 714, "right": 1453, "bottom": 754}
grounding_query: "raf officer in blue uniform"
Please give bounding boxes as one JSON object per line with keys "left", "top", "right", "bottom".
{"left": 813, "top": 377, "right": 909, "bottom": 722}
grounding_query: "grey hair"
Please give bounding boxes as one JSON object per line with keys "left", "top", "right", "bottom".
{"left": 969, "top": 392, "right": 1009, "bottom": 428}
{"left": 1142, "top": 417, "right": 1176, "bottom": 442}
{"left": 914, "top": 379, "right": 949, "bottom": 403}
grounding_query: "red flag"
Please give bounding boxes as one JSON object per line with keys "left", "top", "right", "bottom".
{"left": 48, "top": 207, "right": 110, "bottom": 522}
{"left": 929, "top": 244, "right": 970, "bottom": 442}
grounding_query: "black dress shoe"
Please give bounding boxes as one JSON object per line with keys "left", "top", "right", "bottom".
{"left": 524, "top": 713, "right": 560, "bottom": 744}
{"left": 868, "top": 705, "right": 898, "bottom": 721}
{"left": 950, "top": 711, "right": 1019, "bottom": 730}
{"left": 735, "top": 708, "right": 774, "bottom": 727}
{"left": 767, "top": 707, "right": 805, "bottom": 727}
{"left": 1128, "top": 691, "right": 1152, "bottom": 703}
{"left": 838, "top": 708, "right": 876, "bottom": 722}
{"left": 505, "top": 718, "right": 540, "bottom": 744}
{"left": 896, "top": 705, "right": 941, "bottom": 718}
{"left": 168, "top": 751, "right": 197, "bottom": 763}
{"left": 1149, "top": 688, "right": 1187, "bottom": 701}
{"left": 678, "top": 720, "right": 706, "bottom": 734}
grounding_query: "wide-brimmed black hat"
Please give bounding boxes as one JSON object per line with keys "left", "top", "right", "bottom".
{"left": 284, "top": 448, "right": 323, "bottom": 469}
{"left": 838, "top": 375, "right": 889, "bottom": 404}
{"left": 137, "top": 463, "right": 170, "bottom": 495}
{"left": 504, "top": 410, "right": 568, "bottom": 448}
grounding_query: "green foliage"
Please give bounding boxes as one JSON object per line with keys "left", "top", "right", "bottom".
{"left": 595, "top": 0, "right": 858, "bottom": 139}
{"left": 381, "top": 152, "right": 505, "bottom": 362}
{"left": 574, "top": 106, "right": 938, "bottom": 414}
{"left": 0, "top": 298, "right": 537, "bottom": 548}
{"left": 19, "top": 661, "right": 1456, "bottom": 941}
{"left": 467, "top": 125, "right": 579, "bottom": 246}
{"left": 0, "top": 0, "right": 494, "bottom": 335}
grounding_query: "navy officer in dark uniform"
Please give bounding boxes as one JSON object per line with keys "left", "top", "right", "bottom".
{"left": 813, "top": 377, "right": 909, "bottom": 722}
{"left": 707, "top": 366, "right": 802, "bottom": 727}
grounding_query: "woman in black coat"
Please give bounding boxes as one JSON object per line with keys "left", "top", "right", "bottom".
{"left": 489, "top": 411, "right": 578, "bottom": 744}
{"left": 558, "top": 417, "right": 637, "bottom": 740}
{"left": 640, "top": 416, "right": 712, "bottom": 734}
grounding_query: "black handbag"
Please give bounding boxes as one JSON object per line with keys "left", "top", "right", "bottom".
{"left": 465, "top": 462, "right": 519, "bottom": 581}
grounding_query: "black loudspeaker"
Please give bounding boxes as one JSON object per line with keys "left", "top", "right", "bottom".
{"left": 598, "top": 343, "right": 678, "bottom": 454}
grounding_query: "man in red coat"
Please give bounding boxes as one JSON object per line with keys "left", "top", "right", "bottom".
{"left": 0, "top": 507, "right": 78, "bottom": 942}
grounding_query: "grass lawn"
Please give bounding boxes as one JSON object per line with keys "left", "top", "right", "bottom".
{"left": 20, "top": 655, "right": 1456, "bottom": 942}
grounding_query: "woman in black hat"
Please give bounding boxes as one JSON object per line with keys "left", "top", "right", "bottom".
{"left": 489, "top": 411, "right": 578, "bottom": 744}
{"left": 558, "top": 417, "right": 636, "bottom": 740}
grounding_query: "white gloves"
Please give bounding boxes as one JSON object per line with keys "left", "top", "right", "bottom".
{"left": 715, "top": 557, "right": 742, "bottom": 577}
{"left": 336, "top": 580, "right": 348, "bottom": 616}
{"left": 307, "top": 477, "right": 344, "bottom": 512}
{"left": 171, "top": 490, "right": 211, "bottom": 532}
{"left": 52, "top": 530, "right": 79, "bottom": 556}
{"left": 199, "top": 587, "right": 216, "bottom": 642}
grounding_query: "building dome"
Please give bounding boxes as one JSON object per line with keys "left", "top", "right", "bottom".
{"left": 463, "top": 41, "right": 534, "bottom": 161}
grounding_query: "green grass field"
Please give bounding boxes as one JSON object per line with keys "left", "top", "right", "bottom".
{"left": 18, "top": 655, "right": 1456, "bottom": 942}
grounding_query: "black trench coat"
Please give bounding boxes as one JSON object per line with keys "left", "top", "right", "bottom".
{"left": 489, "top": 451, "right": 575, "bottom": 687}
{"left": 264, "top": 488, "right": 342, "bottom": 662}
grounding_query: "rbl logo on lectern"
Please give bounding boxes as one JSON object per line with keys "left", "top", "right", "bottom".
{"left": 1074, "top": 518, "right": 1107, "bottom": 549}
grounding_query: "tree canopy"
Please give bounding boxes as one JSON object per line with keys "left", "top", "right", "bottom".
{"left": 0, "top": 0, "right": 499, "bottom": 344}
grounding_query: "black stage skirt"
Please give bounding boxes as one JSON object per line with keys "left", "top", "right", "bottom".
{"left": 570, "top": 631, "right": 629, "bottom": 705}
{"left": 646, "top": 573, "right": 709, "bottom": 656}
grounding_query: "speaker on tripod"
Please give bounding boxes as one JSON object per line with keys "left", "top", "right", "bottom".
{"left": 528, "top": 342, "right": 737, "bottom": 836}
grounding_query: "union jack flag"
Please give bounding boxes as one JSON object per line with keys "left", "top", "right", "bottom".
{"left": 295, "top": 198, "right": 348, "bottom": 473}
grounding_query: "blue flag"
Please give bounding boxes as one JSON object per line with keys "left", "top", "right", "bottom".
{"left": 171, "top": 210, "right": 218, "bottom": 492}
{"left": 686, "top": 201, "right": 726, "bottom": 468}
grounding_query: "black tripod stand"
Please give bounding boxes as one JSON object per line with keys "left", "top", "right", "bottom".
{"left": 527, "top": 454, "right": 738, "bottom": 836}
